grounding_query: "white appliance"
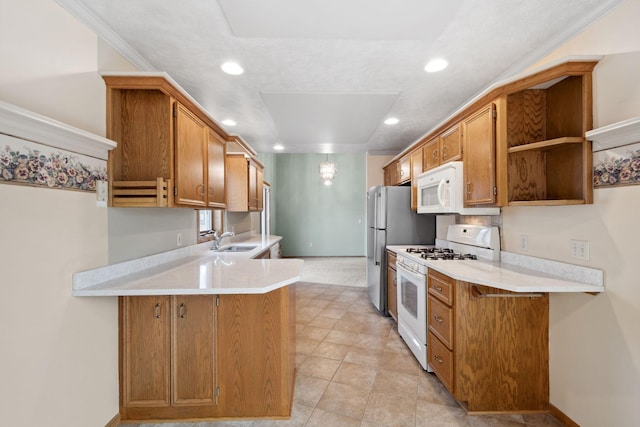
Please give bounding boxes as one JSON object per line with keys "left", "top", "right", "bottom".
{"left": 366, "top": 185, "right": 436, "bottom": 314}
{"left": 416, "top": 161, "right": 500, "bottom": 215}
{"left": 396, "top": 224, "right": 500, "bottom": 371}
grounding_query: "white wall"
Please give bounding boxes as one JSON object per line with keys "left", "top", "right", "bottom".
{"left": 0, "top": 0, "right": 117, "bottom": 425}
{"left": 366, "top": 154, "right": 393, "bottom": 189}
{"left": 503, "top": 1, "right": 640, "bottom": 425}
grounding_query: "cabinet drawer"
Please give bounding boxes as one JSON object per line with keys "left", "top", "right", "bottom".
{"left": 428, "top": 269, "right": 454, "bottom": 306}
{"left": 428, "top": 332, "right": 454, "bottom": 393}
{"left": 427, "top": 295, "right": 453, "bottom": 349}
{"left": 387, "top": 251, "right": 397, "bottom": 269}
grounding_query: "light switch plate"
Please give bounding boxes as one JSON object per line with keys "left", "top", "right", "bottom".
{"left": 96, "top": 180, "right": 107, "bottom": 207}
{"left": 571, "top": 239, "right": 590, "bottom": 260}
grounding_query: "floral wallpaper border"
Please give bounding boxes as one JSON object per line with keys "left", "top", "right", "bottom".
{"left": 0, "top": 133, "right": 106, "bottom": 192}
{"left": 593, "top": 141, "right": 640, "bottom": 188}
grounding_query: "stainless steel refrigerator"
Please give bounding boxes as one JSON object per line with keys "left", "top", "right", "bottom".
{"left": 366, "top": 185, "right": 435, "bottom": 314}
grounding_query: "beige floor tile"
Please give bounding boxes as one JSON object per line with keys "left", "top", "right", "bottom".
{"left": 298, "top": 355, "right": 341, "bottom": 380}
{"left": 247, "top": 403, "right": 314, "bottom": 427}
{"left": 305, "top": 408, "right": 361, "bottom": 427}
{"left": 297, "top": 326, "right": 331, "bottom": 341}
{"left": 363, "top": 392, "right": 417, "bottom": 427}
{"left": 319, "top": 307, "right": 347, "bottom": 319}
{"left": 313, "top": 340, "right": 351, "bottom": 360}
{"left": 332, "top": 319, "right": 366, "bottom": 333}
{"left": 415, "top": 399, "right": 468, "bottom": 426}
{"left": 379, "top": 349, "right": 422, "bottom": 376}
{"left": 466, "top": 413, "right": 529, "bottom": 426}
{"left": 332, "top": 361, "right": 377, "bottom": 391}
{"left": 295, "top": 337, "right": 321, "bottom": 355}
{"left": 371, "top": 368, "right": 418, "bottom": 399}
{"left": 343, "top": 346, "right": 384, "bottom": 368}
{"left": 417, "top": 372, "right": 459, "bottom": 407}
{"left": 306, "top": 316, "right": 338, "bottom": 329}
{"left": 353, "top": 332, "right": 389, "bottom": 351}
{"left": 293, "top": 374, "right": 330, "bottom": 407}
{"left": 324, "top": 329, "right": 359, "bottom": 345}
{"left": 316, "top": 381, "right": 370, "bottom": 419}
{"left": 521, "top": 414, "right": 564, "bottom": 427}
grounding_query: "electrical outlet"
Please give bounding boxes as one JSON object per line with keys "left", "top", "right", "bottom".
{"left": 177, "top": 233, "right": 183, "bottom": 247}
{"left": 571, "top": 239, "right": 589, "bottom": 260}
{"left": 519, "top": 234, "right": 528, "bottom": 251}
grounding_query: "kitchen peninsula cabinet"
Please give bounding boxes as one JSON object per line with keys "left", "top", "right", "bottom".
{"left": 103, "top": 75, "right": 227, "bottom": 208}
{"left": 226, "top": 153, "right": 264, "bottom": 211}
{"left": 427, "top": 269, "right": 549, "bottom": 413}
{"left": 119, "top": 286, "right": 295, "bottom": 422}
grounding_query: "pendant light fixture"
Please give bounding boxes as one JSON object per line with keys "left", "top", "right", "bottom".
{"left": 319, "top": 154, "right": 337, "bottom": 186}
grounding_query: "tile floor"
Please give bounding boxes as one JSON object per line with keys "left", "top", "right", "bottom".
{"left": 124, "top": 257, "right": 563, "bottom": 427}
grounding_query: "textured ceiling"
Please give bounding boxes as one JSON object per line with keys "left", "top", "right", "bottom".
{"left": 60, "top": 0, "right": 621, "bottom": 154}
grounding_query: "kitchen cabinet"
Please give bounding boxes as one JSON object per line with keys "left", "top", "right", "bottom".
{"left": 462, "top": 103, "right": 497, "bottom": 206}
{"left": 397, "top": 154, "right": 411, "bottom": 185}
{"left": 226, "top": 153, "right": 264, "bottom": 212}
{"left": 505, "top": 74, "right": 593, "bottom": 205}
{"left": 119, "top": 295, "right": 217, "bottom": 420}
{"left": 119, "top": 286, "right": 295, "bottom": 422}
{"left": 386, "top": 250, "right": 397, "bottom": 321}
{"left": 409, "top": 148, "right": 423, "bottom": 211}
{"left": 103, "top": 75, "right": 227, "bottom": 208}
{"left": 420, "top": 125, "right": 463, "bottom": 174}
{"left": 427, "top": 269, "right": 549, "bottom": 413}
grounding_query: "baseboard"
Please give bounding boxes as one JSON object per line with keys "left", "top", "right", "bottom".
{"left": 549, "top": 403, "right": 580, "bottom": 427}
{"left": 105, "top": 413, "right": 120, "bottom": 427}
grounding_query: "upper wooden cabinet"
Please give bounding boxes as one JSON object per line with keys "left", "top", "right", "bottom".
{"left": 440, "top": 124, "right": 463, "bottom": 165}
{"left": 397, "top": 154, "right": 411, "bottom": 185}
{"left": 104, "top": 75, "right": 227, "bottom": 209}
{"left": 504, "top": 74, "right": 593, "bottom": 205}
{"left": 463, "top": 104, "right": 497, "bottom": 206}
{"left": 410, "top": 148, "right": 423, "bottom": 210}
{"left": 226, "top": 154, "right": 264, "bottom": 212}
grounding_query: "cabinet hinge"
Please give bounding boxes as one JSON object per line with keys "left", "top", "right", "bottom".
{"left": 173, "top": 104, "right": 177, "bottom": 118}
{"left": 493, "top": 186, "right": 497, "bottom": 195}
{"left": 174, "top": 187, "right": 177, "bottom": 196}
{"left": 216, "top": 387, "right": 220, "bottom": 397}
{"left": 492, "top": 109, "right": 497, "bottom": 118}
{"left": 216, "top": 296, "right": 220, "bottom": 306}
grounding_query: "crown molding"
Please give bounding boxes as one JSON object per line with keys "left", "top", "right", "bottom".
{"left": 0, "top": 100, "right": 116, "bottom": 160}
{"left": 55, "top": 0, "right": 156, "bottom": 72}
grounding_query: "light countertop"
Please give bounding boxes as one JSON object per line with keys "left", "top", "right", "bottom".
{"left": 73, "top": 235, "right": 304, "bottom": 296}
{"left": 387, "top": 245, "right": 604, "bottom": 293}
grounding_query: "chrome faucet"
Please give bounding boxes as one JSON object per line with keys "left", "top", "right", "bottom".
{"left": 211, "top": 230, "right": 235, "bottom": 250}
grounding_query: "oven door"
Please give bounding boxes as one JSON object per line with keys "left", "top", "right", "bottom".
{"left": 396, "top": 263, "right": 430, "bottom": 371}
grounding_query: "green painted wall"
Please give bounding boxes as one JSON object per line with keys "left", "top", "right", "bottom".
{"left": 261, "top": 153, "right": 366, "bottom": 257}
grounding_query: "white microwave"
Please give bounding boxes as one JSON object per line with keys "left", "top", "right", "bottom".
{"left": 417, "top": 161, "right": 500, "bottom": 215}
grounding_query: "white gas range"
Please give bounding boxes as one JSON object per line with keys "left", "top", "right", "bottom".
{"left": 395, "top": 224, "right": 500, "bottom": 371}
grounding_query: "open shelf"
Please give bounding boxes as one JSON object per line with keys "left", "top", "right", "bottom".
{"left": 507, "top": 137, "right": 585, "bottom": 153}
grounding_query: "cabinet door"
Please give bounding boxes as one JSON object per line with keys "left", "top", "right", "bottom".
{"left": 256, "top": 166, "right": 264, "bottom": 210}
{"left": 171, "top": 295, "right": 217, "bottom": 407}
{"left": 175, "top": 103, "right": 207, "bottom": 206}
{"left": 440, "top": 124, "right": 462, "bottom": 164}
{"left": 410, "top": 148, "right": 423, "bottom": 211}
{"left": 398, "top": 155, "right": 411, "bottom": 184}
{"left": 207, "top": 129, "right": 226, "bottom": 208}
{"left": 383, "top": 165, "right": 393, "bottom": 186}
{"left": 462, "top": 104, "right": 496, "bottom": 205}
{"left": 423, "top": 136, "right": 440, "bottom": 171}
{"left": 248, "top": 160, "right": 258, "bottom": 210}
{"left": 226, "top": 154, "right": 249, "bottom": 212}
{"left": 387, "top": 266, "right": 397, "bottom": 321}
{"left": 120, "top": 296, "right": 171, "bottom": 408}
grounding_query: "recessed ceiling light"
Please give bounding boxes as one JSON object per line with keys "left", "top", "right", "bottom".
{"left": 221, "top": 61, "right": 244, "bottom": 75}
{"left": 424, "top": 58, "right": 448, "bottom": 73}
{"left": 384, "top": 117, "right": 399, "bottom": 125}
{"left": 221, "top": 119, "right": 237, "bottom": 126}
{"left": 273, "top": 144, "right": 284, "bottom": 151}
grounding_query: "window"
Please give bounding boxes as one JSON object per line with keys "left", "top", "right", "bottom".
{"left": 197, "top": 209, "right": 223, "bottom": 243}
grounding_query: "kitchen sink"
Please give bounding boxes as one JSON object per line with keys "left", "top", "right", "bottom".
{"left": 218, "top": 245, "right": 258, "bottom": 252}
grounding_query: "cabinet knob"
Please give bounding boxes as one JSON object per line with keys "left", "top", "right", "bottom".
{"left": 466, "top": 182, "right": 471, "bottom": 196}
{"left": 432, "top": 150, "right": 438, "bottom": 161}
{"left": 179, "top": 303, "right": 185, "bottom": 318}
{"left": 441, "top": 145, "right": 448, "bottom": 159}
{"left": 154, "top": 303, "right": 161, "bottom": 319}
{"left": 434, "top": 354, "right": 444, "bottom": 363}
{"left": 434, "top": 285, "right": 443, "bottom": 292}
{"left": 197, "top": 184, "right": 205, "bottom": 196}
{"left": 433, "top": 315, "right": 443, "bottom": 323}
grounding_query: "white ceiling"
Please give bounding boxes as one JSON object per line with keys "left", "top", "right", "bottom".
{"left": 59, "top": 0, "right": 621, "bottom": 154}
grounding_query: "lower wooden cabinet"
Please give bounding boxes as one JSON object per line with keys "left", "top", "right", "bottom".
{"left": 427, "top": 269, "right": 549, "bottom": 413}
{"left": 386, "top": 250, "right": 397, "bottom": 321}
{"left": 119, "top": 287, "right": 295, "bottom": 422}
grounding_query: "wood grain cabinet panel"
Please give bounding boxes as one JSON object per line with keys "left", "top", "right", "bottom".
{"left": 409, "top": 148, "right": 423, "bottom": 211}
{"left": 422, "top": 136, "right": 440, "bottom": 171}
{"left": 462, "top": 103, "right": 497, "bottom": 206}
{"left": 426, "top": 270, "right": 549, "bottom": 413}
{"left": 174, "top": 103, "right": 207, "bottom": 207}
{"left": 207, "top": 129, "right": 227, "bottom": 208}
{"left": 440, "top": 124, "right": 462, "bottom": 164}
{"left": 226, "top": 154, "right": 264, "bottom": 212}
{"left": 386, "top": 250, "right": 397, "bottom": 321}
